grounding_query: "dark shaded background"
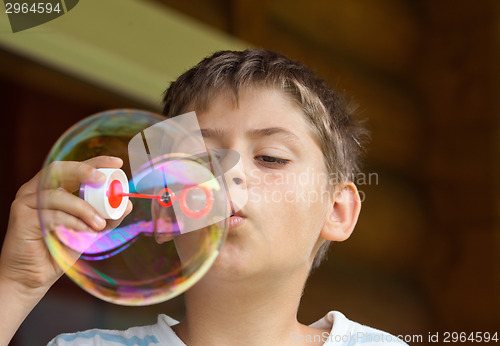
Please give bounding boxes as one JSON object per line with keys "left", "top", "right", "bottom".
{"left": 1, "top": 0, "right": 499, "bottom": 345}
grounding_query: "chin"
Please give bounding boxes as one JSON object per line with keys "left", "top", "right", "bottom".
{"left": 206, "top": 241, "right": 259, "bottom": 280}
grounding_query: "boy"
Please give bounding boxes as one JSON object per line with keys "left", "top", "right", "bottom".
{"left": 0, "top": 49, "right": 407, "bottom": 345}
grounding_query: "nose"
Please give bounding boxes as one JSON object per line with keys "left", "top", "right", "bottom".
{"left": 225, "top": 164, "right": 247, "bottom": 214}
{"left": 223, "top": 155, "right": 247, "bottom": 190}
{"left": 213, "top": 149, "right": 248, "bottom": 213}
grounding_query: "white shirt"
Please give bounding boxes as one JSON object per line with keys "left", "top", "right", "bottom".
{"left": 48, "top": 311, "right": 408, "bottom": 345}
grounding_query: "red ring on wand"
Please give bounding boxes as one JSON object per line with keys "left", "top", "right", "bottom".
{"left": 179, "top": 185, "right": 214, "bottom": 219}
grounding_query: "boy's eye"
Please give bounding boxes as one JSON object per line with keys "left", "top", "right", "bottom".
{"left": 256, "top": 155, "right": 290, "bottom": 166}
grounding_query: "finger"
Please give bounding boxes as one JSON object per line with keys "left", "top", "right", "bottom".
{"left": 60, "top": 155, "right": 124, "bottom": 191}
{"left": 83, "top": 156, "right": 123, "bottom": 170}
{"left": 19, "top": 156, "right": 123, "bottom": 197}
{"left": 54, "top": 156, "right": 123, "bottom": 191}
{"left": 40, "top": 209, "right": 109, "bottom": 266}
{"left": 39, "top": 209, "right": 96, "bottom": 234}
{"left": 39, "top": 188, "right": 106, "bottom": 231}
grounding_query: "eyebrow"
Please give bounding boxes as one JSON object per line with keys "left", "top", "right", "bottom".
{"left": 200, "top": 128, "right": 225, "bottom": 138}
{"left": 200, "top": 127, "right": 301, "bottom": 143}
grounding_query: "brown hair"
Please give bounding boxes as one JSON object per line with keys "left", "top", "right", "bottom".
{"left": 162, "top": 49, "right": 367, "bottom": 269}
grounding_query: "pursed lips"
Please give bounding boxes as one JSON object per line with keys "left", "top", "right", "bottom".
{"left": 228, "top": 210, "right": 246, "bottom": 229}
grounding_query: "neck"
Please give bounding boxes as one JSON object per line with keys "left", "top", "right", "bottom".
{"left": 173, "top": 266, "right": 323, "bottom": 346}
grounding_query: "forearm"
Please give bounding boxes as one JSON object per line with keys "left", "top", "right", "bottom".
{"left": 0, "top": 275, "right": 48, "bottom": 346}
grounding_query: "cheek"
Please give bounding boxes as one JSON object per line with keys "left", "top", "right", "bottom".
{"left": 252, "top": 172, "right": 327, "bottom": 245}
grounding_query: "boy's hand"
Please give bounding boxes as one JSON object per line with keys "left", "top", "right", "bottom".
{"left": 0, "top": 156, "right": 131, "bottom": 295}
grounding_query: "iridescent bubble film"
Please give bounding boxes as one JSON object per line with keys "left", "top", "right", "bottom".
{"left": 38, "top": 110, "right": 232, "bottom": 305}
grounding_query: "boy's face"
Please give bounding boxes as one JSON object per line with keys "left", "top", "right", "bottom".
{"left": 196, "top": 87, "right": 333, "bottom": 280}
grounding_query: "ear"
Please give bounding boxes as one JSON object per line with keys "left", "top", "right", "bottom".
{"left": 320, "top": 182, "right": 361, "bottom": 242}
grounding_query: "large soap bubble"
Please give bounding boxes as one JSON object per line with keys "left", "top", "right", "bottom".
{"left": 38, "top": 109, "right": 233, "bottom": 305}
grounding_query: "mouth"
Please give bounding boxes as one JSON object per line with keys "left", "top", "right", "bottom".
{"left": 228, "top": 210, "right": 246, "bottom": 230}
